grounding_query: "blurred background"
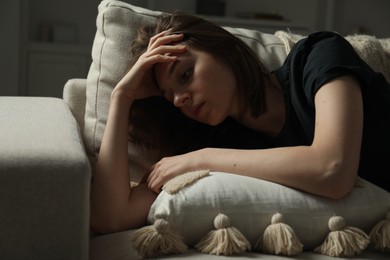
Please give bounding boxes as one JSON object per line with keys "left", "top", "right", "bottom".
{"left": 1, "top": 0, "right": 389, "bottom": 97}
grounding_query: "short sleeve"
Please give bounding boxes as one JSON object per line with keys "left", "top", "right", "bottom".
{"left": 301, "top": 32, "right": 375, "bottom": 107}
{"left": 273, "top": 32, "right": 390, "bottom": 191}
{"left": 273, "top": 31, "right": 380, "bottom": 145}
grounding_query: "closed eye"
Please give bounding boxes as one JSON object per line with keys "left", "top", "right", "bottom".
{"left": 179, "top": 68, "right": 193, "bottom": 84}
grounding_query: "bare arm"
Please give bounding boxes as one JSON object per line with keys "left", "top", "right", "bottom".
{"left": 90, "top": 32, "right": 186, "bottom": 234}
{"left": 148, "top": 76, "right": 364, "bottom": 199}
{"left": 90, "top": 92, "right": 157, "bottom": 234}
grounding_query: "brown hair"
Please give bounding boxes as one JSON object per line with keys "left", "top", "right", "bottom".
{"left": 131, "top": 11, "right": 273, "bottom": 117}
{"left": 129, "top": 12, "right": 273, "bottom": 156}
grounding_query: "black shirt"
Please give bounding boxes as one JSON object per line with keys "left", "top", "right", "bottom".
{"left": 273, "top": 31, "right": 390, "bottom": 192}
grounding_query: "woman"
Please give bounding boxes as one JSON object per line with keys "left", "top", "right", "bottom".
{"left": 90, "top": 12, "right": 390, "bottom": 234}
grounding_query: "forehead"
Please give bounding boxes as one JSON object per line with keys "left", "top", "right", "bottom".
{"left": 153, "top": 48, "right": 196, "bottom": 86}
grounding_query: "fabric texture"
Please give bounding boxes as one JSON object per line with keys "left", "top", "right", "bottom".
{"left": 84, "top": 0, "right": 287, "bottom": 183}
{"left": 162, "top": 169, "right": 210, "bottom": 194}
{"left": 148, "top": 172, "right": 390, "bottom": 251}
{"left": 63, "top": 78, "right": 87, "bottom": 133}
{"left": 0, "top": 97, "right": 91, "bottom": 260}
{"left": 91, "top": 229, "right": 390, "bottom": 260}
{"left": 85, "top": 0, "right": 162, "bottom": 182}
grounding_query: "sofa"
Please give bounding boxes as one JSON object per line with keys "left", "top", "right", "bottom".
{"left": 0, "top": 88, "right": 387, "bottom": 260}
{"left": 1, "top": 1, "right": 388, "bottom": 259}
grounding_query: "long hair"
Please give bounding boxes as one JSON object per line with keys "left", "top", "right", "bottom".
{"left": 128, "top": 12, "right": 272, "bottom": 156}
{"left": 131, "top": 12, "right": 273, "bottom": 117}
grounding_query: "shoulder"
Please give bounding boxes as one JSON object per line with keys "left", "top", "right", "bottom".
{"left": 292, "top": 31, "right": 354, "bottom": 57}
{"left": 280, "top": 31, "right": 358, "bottom": 77}
{"left": 306, "top": 31, "right": 346, "bottom": 43}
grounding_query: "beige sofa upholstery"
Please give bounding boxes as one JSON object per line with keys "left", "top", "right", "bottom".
{"left": 1, "top": 0, "right": 388, "bottom": 259}
{"left": 0, "top": 96, "right": 90, "bottom": 260}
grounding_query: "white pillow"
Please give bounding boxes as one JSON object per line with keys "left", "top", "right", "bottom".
{"left": 83, "top": 0, "right": 287, "bottom": 183}
{"left": 145, "top": 172, "right": 389, "bottom": 253}
{"left": 84, "top": 0, "right": 162, "bottom": 183}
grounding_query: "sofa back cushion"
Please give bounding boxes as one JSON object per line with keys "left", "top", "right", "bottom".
{"left": 84, "top": 0, "right": 287, "bottom": 182}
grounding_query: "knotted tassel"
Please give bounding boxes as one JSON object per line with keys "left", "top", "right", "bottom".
{"left": 315, "top": 215, "right": 369, "bottom": 257}
{"left": 195, "top": 213, "right": 251, "bottom": 255}
{"left": 256, "top": 212, "right": 303, "bottom": 256}
{"left": 369, "top": 211, "right": 390, "bottom": 251}
{"left": 131, "top": 219, "right": 188, "bottom": 258}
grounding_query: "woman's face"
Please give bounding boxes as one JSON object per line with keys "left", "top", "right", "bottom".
{"left": 154, "top": 46, "right": 239, "bottom": 126}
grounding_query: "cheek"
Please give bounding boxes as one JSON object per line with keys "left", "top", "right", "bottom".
{"left": 204, "top": 75, "right": 234, "bottom": 107}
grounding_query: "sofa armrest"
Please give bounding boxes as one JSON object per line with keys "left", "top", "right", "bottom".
{"left": 0, "top": 97, "right": 91, "bottom": 260}
{"left": 63, "top": 78, "right": 87, "bottom": 132}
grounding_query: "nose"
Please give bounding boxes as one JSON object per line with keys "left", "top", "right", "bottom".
{"left": 173, "top": 92, "right": 190, "bottom": 107}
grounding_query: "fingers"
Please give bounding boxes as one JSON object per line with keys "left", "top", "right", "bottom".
{"left": 148, "top": 30, "right": 184, "bottom": 50}
{"left": 135, "top": 30, "right": 186, "bottom": 75}
{"left": 147, "top": 159, "right": 174, "bottom": 193}
{"left": 146, "top": 30, "right": 186, "bottom": 58}
{"left": 144, "top": 43, "right": 187, "bottom": 63}
{"left": 142, "top": 45, "right": 186, "bottom": 65}
{"left": 113, "top": 32, "right": 186, "bottom": 101}
{"left": 147, "top": 165, "right": 163, "bottom": 193}
{"left": 146, "top": 154, "right": 191, "bottom": 193}
{"left": 139, "top": 31, "right": 186, "bottom": 70}
{"left": 148, "top": 29, "right": 171, "bottom": 49}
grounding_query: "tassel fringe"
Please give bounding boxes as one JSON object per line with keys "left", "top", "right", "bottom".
{"left": 131, "top": 219, "right": 188, "bottom": 258}
{"left": 315, "top": 215, "right": 369, "bottom": 257}
{"left": 369, "top": 211, "right": 390, "bottom": 251}
{"left": 256, "top": 212, "right": 303, "bottom": 256}
{"left": 195, "top": 213, "right": 251, "bottom": 255}
{"left": 129, "top": 212, "right": 388, "bottom": 257}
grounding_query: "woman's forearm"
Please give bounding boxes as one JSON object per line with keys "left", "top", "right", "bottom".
{"left": 199, "top": 146, "right": 355, "bottom": 199}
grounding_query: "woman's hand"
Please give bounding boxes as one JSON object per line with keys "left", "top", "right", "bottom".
{"left": 114, "top": 30, "right": 187, "bottom": 100}
{"left": 147, "top": 150, "right": 206, "bottom": 193}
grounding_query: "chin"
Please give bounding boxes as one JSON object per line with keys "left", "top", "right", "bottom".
{"left": 206, "top": 121, "right": 219, "bottom": 126}
{"left": 190, "top": 111, "right": 225, "bottom": 126}
{"left": 205, "top": 115, "right": 225, "bottom": 126}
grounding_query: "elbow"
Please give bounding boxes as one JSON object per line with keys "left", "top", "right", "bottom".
{"left": 89, "top": 200, "right": 116, "bottom": 234}
{"left": 90, "top": 214, "right": 130, "bottom": 235}
{"left": 90, "top": 217, "right": 103, "bottom": 235}
{"left": 325, "top": 183, "right": 353, "bottom": 200}
{"left": 90, "top": 208, "right": 126, "bottom": 235}
{"left": 318, "top": 159, "right": 357, "bottom": 200}
{"left": 90, "top": 213, "right": 115, "bottom": 235}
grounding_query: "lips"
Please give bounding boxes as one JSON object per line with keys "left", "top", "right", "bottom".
{"left": 193, "top": 102, "right": 204, "bottom": 117}
{"left": 182, "top": 102, "right": 205, "bottom": 120}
